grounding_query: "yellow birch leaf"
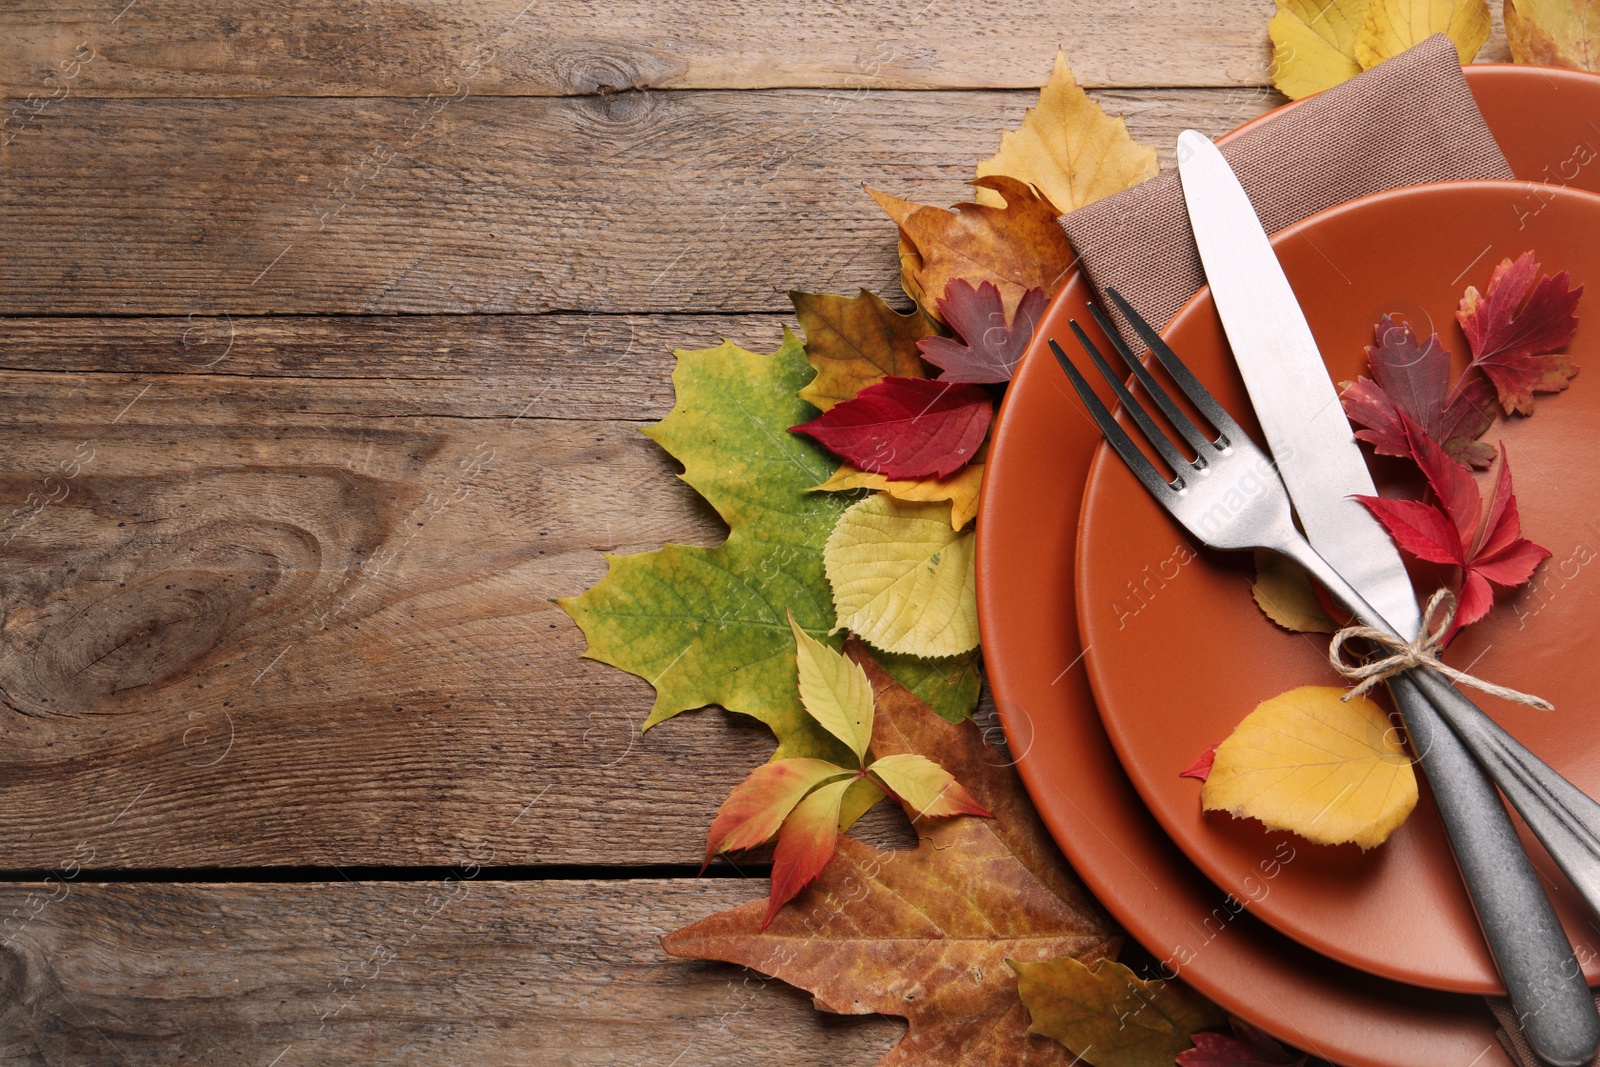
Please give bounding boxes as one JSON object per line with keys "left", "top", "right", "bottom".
{"left": 788, "top": 611, "right": 875, "bottom": 764}
{"left": 1355, "top": 0, "right": 1492, "bottom": 68}
{"left": 1269, "top": 0, "right": 1370, "bottom": 99}
{"left": 790, "top": 288, "right": 932, "bottom": 412}
{"left": 1250, "top": 549, "right": 1338, "bottom": 633}
{"left": 972, "top": 51, "right": 1158, "bottom": 213}
{"left": 824, "top": 494, "right": 979, "bottom": 658}
{"left": 1505, "top": 0, "right": 1600, "bottom": 70}
{"left": 1202, "top": 685, "right": 1418, "bottom": 849}
{"left": 811, "top": 462, "right": 984, "bottom": 529}
{"left": 1011, "top": 955, "right": 1225, "bottom": 1067}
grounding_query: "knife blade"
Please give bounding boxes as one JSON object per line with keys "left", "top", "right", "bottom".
{"left": 1175, "top": 129, "right": 1600, "bottom": 1067}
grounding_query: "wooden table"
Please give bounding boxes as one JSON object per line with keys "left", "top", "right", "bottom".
{"left": 0, "top": 4, "right": 1514, "bottom": 1062}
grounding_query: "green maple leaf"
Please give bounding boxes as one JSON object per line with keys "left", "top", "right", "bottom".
{"left": 559, "top": 330, "right": 978, "bottom": 767}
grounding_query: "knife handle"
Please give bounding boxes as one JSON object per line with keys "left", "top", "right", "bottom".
{"left": 1389, "top": 674, "right": 1600, "bottom": 1067}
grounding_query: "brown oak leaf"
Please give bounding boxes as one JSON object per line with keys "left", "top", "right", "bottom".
{"left": 663, "top": 640, "right": 1120, "bottom": 1066}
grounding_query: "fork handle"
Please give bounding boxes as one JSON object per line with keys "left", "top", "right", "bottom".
{"left": 1389, "top": 675, "right": 1600, "bottom": 1067}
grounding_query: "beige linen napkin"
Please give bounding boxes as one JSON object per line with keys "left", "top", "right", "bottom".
{"left": 1059, "top": 33, "right": 1513, "bottom": 347}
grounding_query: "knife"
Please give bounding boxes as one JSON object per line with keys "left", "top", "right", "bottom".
{"left": 1176, "top": 129, "right": 1600, "bottom": 1066}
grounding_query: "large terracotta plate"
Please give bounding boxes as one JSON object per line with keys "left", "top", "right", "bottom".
{"left": 977, "top": 65, "right": 1600, "bottom": 1065}
{"left": 1079, "top": 180, "right": 1600, "bottom": 995}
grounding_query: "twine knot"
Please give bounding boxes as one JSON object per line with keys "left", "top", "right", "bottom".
{"left": 1328, "top": 589, "right": 1554, "bottom": 711}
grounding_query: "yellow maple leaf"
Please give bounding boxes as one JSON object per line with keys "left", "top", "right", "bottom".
{"left": 1355, "top": 0, "right": 1492, "bottom": 68}
{"left": 972, "top": 51, "right": 1158, "bottom": 214}
{"left": 811, "top": 462, "right": 984, "bottom": 529}
{"left": 1250, "top": 549, "right": 1338, "bottom": 633}
{"left": 1269, "top": 0, "right": 1370, "bottom": 99}
{"left": 1506, "top": 0, "right": 1600, "bottom": 70}
{"left": 1202, "top": 685, "right": 1418, "bottom": 849}
{"left": 824, "top": 494, "right": 978, "bottom": 658}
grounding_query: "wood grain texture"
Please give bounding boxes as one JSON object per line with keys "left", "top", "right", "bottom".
{"left": 0, "top": 89, "right": 1282, "bottom": 317}
{"left": 0, "top": 0, "right": 1280, "bottom": 98}
{"left": 0, "top": 878, "right": 905, "bottom": 1064}
{"left": 0, "top": 308, "right": 978, "bottom": 868}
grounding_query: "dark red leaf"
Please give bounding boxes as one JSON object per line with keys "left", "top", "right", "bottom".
{"left": 790, "top": 376, "right": 992, "bottom": 479}
{"left": 1180, "top": 746, "right": 1217, "bottom": 782}
{"left": 1339, "top": 316, "right": 1497, "bottom": 468}
{"left": 1178, "top": 1020, "right": 1306, "bottom": 1066}
{"left": 1457, "top": 251, "right": 1583, "bottom": 415}
{"left": 1353, "top": 495, "right": 1463, "bottom": 566}
{"left": 916, "top": 280, "right": 1048, "bottom": 383}
{"left": 1404, "top": 413, "right": 1481, "bottom": 548}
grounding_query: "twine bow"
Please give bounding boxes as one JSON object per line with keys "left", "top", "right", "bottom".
{"left": 1328, "top": 589, "right": 1554, "bottom": 711}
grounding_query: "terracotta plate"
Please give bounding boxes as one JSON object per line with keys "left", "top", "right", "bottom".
{"left": 1078, "top": 180, "right": 1600, "bottom": 995}
{"left": 977, "top": 65, "right": 1600, "bottom": 1065}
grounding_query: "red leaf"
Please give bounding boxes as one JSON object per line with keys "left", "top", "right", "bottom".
{"left": 765, "top": 776, "right": 855, "bottom": 929}
{"left": 1403, "top": 414, "right": 1480, "bottom": 549}
{"left": 1457, "top": 251, "right": 1583, "bottom": 415}
{"left": 1353, "top": 495, "right": 1463, "bottom": 566}
{"left": 1180, "top": 746, "right": 1217, "bottom": 782}
{"left": 1339, "top": 316, "right": 1497, "bottom": 468}
{"left": 916, "top": 280, "right": 1048, "bottom": 384}
{"left": 704, "top": 758, "right": 851, "bottom": 869}
{"left": 790, "top": 376, "right": 992, "bottom": 479}
{"left": 1178, "top": 1021, "right": 1306, "bottom": 1066}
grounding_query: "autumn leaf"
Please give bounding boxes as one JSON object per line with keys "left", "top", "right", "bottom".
{"left": 1250, "top": 550, "right": 1338, "bottom": 634}
{"left": 1506, "top": 0, "right": 1600, "bottom": 70}
{"left": 766, "top": 775, "right": 856, "bottom": 928}
{"left": 1177, "top": 1020, "right": 1309, "bottom": 1066}
{"left": 825, "top": 494, "right": 979, "bottom": 658}
{"left": 1355, "top": 0, "right": 1492, "bottom": 68}
{"left": 792, "top": 377, "right": 992, "bottom": 480}
{"left": 1201, "top": 686, "right": 1418, "bottom": 849}
{"left": 1456, "top": 251, "right": 1583, "bottom": 415}
{"left": 918, "top": 280, "right": 1048, "bottom": 384}
{"left": 1356, "top": 415, "right": 1551, "bottom": 634}
{"left": 1269, "top": 0, "right": 1369, "bottom": 99}
{"left": 791, "top": 612, "right": 875, "bottom": 762}
{"left": 559, "top": 332, "right": 978, "bottom": 759}
{"left": 972, "top": 50, "right": 1158, "bottom": 214}
{"left": 868, "top": 752, "right": 990, "bottom": 819}
{"left": 1180, "top": 747, "right": 1218, "bottom": 782}
{"left": 704, "top": 757, "right": 851, "bottom": 866}
{"left": 867, "top": 176, "right": 1076, "bottom": 323}
{"left": 875, "top": 646, "right": 985, "bottom": 724}
{"left": 665, "top": 646, "right": 1121, "bottom": 1066}
{"left": 812, "top": 460, "right": 985, "bottom": 530}
{"left": 1339, "top": 315, "right": 1497, "bottom": 468}
{"left": 791, "top": 288, "right": 934, "bottom": 412}
{"left": 1012, "top": 956, "right": 1227, "bottom": 1067}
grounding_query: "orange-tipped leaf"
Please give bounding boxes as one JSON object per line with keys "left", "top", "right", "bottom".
{"left": 704, "top": 758, "right": 851, "bottom": 868}
{"left": 867, "top": 752, "right": 992, "bottom": 821}
{"left": 765, "top": 775, "right": 855, "bottom": 928}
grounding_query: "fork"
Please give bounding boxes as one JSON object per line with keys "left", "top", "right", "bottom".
{"left": 1054, "top": 295, "right": 1600, "bottom": 1066}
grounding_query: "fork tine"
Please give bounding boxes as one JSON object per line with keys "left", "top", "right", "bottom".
{"left": 1066, "top": 319, "right": 1193, "bottom": 483}
{"left": 1086, "top": 302, "right": 1214, "bottom": 461}
{"left": 1048, "top": 338, "right": 1176, "bottom": 502}
{"left": 1104, "top": 287, "right": 1248, "bottom": 448}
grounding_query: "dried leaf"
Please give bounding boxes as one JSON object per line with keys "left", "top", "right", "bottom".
{"left": 792, "top": 377, "right": 992, "bottom": 480}
{"left": 790, "top": 611, "right": 875, "bottom": 763}
{"left": 1012, "top": 956, "right": 1227, "bottom": 1067}
{"left": 1201, "top": 685, "right": 1418, "bottom": 849}
{"left": 664, "top": 648, "right": 1120, "bottom": 1066}
{"left": 791, "top": 288, "right": 934, "bottom": 411}
{"left": 972, "top": 50, "right": 1158, "bottom": 214}
{"left": 1250, "top": 550, "right": 1338, "bottom": 634}
{"left": 918, "top": 280, "right": 1048, "bottom": 384}
{"left": 867, "top": 752, "right": 991, "bottom": 819}
{"left": 812, "top": 461, "right": 985, "bottom": 530}
{"left": 1177, "top": 1021, "right": 1308, "bottom": 1066}
{"left": 825, "top": 494, "right": 979, "bottom": 658}
{"left": 1269, "top": 0, "right": 1369, "bottom": 99}
{"left": 868, "top": 176, "right": 1076, "bottom": 323}
{"left": 1355, "top": 0, "right": 1492, "bottom": 68}
{"left": 705, "top": 757, "right": 852, "bottom": 865}
{"left": 1506, "top": 0, "right": 1600, "bottom": 70}
{"left": 1456, "top": 251, "right": 1583, "bottom": 415}
{"left": 1338, "top": 315, "right": 1497, "bottom": 468}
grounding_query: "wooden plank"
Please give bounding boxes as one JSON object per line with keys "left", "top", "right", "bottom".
{"left": 0, "top": 0, "right": 1283, "bottom": 98}
{"left": 0, "top": 878, "right": 904, "bottom": 1064}
{"left": 0, "top": 89, "right": 1281, "bottom": 317}
{"left": 0, "top": 312, "right": 956, "bottom": 868}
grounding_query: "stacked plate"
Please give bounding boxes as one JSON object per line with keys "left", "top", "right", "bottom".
{"left": 978, "top": 66, "right": 1600, "bottom": 1067}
